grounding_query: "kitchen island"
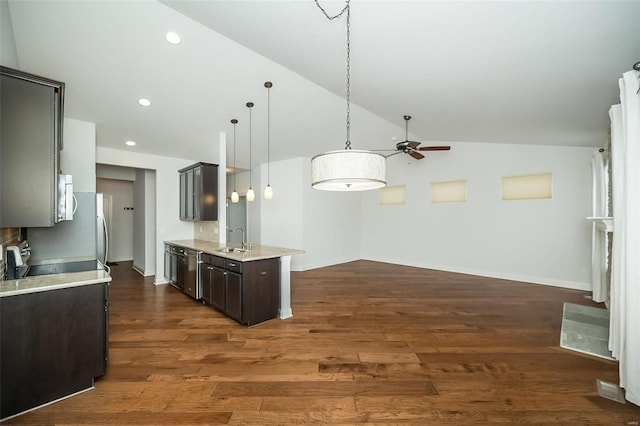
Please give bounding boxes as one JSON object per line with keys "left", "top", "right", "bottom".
{"left": 164, "top": 240, "right": 303, "bottom": 324}
{"left": 0, "top": 270, "right": 111, "bottom": 421}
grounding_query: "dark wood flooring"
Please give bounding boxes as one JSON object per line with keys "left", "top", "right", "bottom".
{"left": 7, "top": 260, "right": 639, "bottom": 424}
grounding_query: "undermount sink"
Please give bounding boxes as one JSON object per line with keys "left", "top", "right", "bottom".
{"left": 218, "top": 247, "right": 248, "bottom": 253}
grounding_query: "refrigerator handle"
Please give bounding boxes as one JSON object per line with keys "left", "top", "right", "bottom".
{"left": 102, "top": 216, "right": 109, "bottom": 265}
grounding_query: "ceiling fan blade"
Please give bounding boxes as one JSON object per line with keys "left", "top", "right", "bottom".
{"left": 418, "top": 145, "right": 451, "bottom": 151}
{"left": 408, "top": 151, "right": 425, "bottom": 160}
{"left": 406, "top": 141, "right": 420, "bottom": 149}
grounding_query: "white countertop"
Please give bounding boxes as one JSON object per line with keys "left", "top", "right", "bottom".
{"left": 0, "top": 269, "right": 112, "bottom": 298}
{"left": 165, "top": 239, "right": 304, "bottom": 262}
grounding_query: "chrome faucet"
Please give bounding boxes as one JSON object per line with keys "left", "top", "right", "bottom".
{"left": 231, "top": 227, "right": 248, "bottom": 250}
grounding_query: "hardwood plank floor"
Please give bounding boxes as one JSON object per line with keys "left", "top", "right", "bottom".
{"left": 7, "top": 260, "right": 639, "bottom": 424}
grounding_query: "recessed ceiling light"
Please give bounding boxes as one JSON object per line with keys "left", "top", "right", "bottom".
{"left": 125, "top": 140, "right": 136, "bottom": 147}
{"left": 138, "top": 98, "right": 151, "bottom": 107}
{"left": 165, "top": 31, "right": 181, "bottom": 45}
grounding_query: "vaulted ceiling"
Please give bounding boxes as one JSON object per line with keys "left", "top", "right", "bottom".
{"left": 4, "top": 1, "right": 639, "bottom": 167}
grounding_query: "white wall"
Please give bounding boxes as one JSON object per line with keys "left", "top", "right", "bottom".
{"left": 97, "top": 178, "right": 133, "bottom": 263}
{"left": 258, "top": 157, "right": 362, "bottom": 271}
{"left": 0, "top": 0, "right": 18, "bottom": 68}
{"left": 96, "top": 146, "right": 195, "bottom": 284}
{"left": 96, "top": 164, "right": 136, "bottom": 181}
{"left": 360, "top": 141, "right": 594, "bottom": 290}
{"left": 61, "top": 118, "right": 96, "bottom": 192}
{"left": 133, "top": 169, "right": 145, "bottom": 272}
{"left": 144, "top": 169, "right": 156, "bottom": 275}
{"left": 259, "top": 158, "right": 304, "bottom": 269}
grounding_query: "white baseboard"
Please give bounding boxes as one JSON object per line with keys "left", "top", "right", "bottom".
{"left": 297, "top": 255, "right": 590, "bottom": 291}
{"left": 293, "top": 256, "right": 361, "bottom": 272}
{"left": 361, "top": 255, "right": 590, "bottom": 291}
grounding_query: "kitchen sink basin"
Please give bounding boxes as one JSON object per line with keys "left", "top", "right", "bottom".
{"left": 218, "top": 247, "right": 248, "bottom": 253}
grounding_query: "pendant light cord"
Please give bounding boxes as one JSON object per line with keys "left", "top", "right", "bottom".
{"left": 267, "top": 83, "right": 271, "bottom": 184}
{"left": 247, "top": 102, "right": 253, "bottom": 188}
{"left": 231, "top": 119, "right": 237, "bottom": 191}
{"left": 315, "top": 0, "right": 351, "bottom": 150}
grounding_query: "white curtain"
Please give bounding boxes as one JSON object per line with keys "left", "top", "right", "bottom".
{"left": 609, "top": 69, "right": 640, "bottom": 405}
{"left": 590, "top": 150, "right": 608, "bottom": 303}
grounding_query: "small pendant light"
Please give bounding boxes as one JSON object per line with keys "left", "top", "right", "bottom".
{"left": 246, "top": 101, "right": 255, "bottom": 202}
{"left": 264, "top": 81, "right": 273, "bottom": 200}
{"left": 230, "top": 118, "right": 239, "bottom": 203}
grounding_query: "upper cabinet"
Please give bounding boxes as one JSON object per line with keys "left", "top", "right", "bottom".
{"left": 179, "top": 162, "right": 218, "bottom": 221}
{"left": 0, "top": 66, "right": 66, "bottom": 227}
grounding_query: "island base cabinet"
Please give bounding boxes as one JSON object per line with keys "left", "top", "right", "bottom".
{"left": 0, "top": 283, "right": 108, "bottom": 421}
{"left": 199, "top": 254, "right": 280, "bottom": 327}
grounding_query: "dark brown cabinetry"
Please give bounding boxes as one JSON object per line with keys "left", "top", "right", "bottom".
{"left": 0, "top": 283, "right": 108, "bottom": 420}
{"left": 178, "top": 163, "right": 218, "bottom": 221}
{"left": 0, "top": 66, "right": 65, "bottom": 227}
{"left": 199, "top": 253, "right": 280, "bottom": 326}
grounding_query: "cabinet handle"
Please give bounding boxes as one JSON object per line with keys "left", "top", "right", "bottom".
{"left": 260, "top": 271, "right": 268, "bottom": 276}
{"left": 228, "top": 263, "right": 236, "bottom": 267}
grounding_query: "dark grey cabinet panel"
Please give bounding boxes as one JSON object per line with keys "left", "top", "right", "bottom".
{"left": 178, "top": 163, "right": 218, "bottom": 221}
{"left": 242, "top": 258, "right": 280, "bottom": 326}
{"left": 212, "top": 266, "right": 226, "bottom": 311}
{"left": 0, "top": 283, "right": 108, "bottom": 420}
{"left": 0, "top": 66, "right": 65, "bottom": 227}
{"left": 225, "top": 270, "right": 242, "bottom": 321}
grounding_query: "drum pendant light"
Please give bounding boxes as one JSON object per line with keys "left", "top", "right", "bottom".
{"left": 310, "top": 0, "right": 386, "bottom": 191}
{"left": 246, "top": 102, "right": 255, "bottom": 202}
{"left": 264, "top": 81, "right": 274, "bottom": 200}
{"left": 230, "top": 119, "right": 239, "bottom": 203}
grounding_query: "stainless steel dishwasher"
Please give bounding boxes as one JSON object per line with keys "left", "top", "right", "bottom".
{"left": 181, "top": 248, "right": 201, "bottom": 300}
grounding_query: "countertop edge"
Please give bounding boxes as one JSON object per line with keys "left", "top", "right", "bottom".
{"left": 165, "top": 239, "right": 304, "bottom": 262}
{"left": 1, "top": 272, "right": 112, "bottom": 298}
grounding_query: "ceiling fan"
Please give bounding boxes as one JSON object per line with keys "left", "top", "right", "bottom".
{"left": 373, "top": 115, "right": 450, "bottom": 160}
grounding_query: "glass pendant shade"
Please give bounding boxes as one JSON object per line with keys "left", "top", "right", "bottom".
{"left": 264, "top": 184, "right": 273, "bottom": 200}
{"left": 311, "top": 150, "right": 386, "bottom": 191}
{"left": 246, "top": 187, "right": 255, "bottom": 202}
{"left": 231, "top": 190, "right": 239, "bottom": 203}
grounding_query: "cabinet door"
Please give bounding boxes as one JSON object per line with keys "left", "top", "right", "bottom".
{"left": 0, "top": 70, "right": 60, "bottom": 227}
{"left": 170, "top": 251, "right": 178, "bottom": 284}
{"left": 186, "top": 169, "right": 194, "bottom": 220}
{"left": 164, "top": 247, "right": 171, "bottom": 281}
{"left": 200, "top": 164, "right": 218, "bottom": 221}
{"left": 225, "top": 271, "right": 242, "bottom": 322}
{"left": 212, "top": 266, "right": 226, "bottom": 311}
{"left": 242, "top": 259, "right": 280, "bottom": 326}
{"left": 179, "top": 172, "right": 187, "bottom": 220}
{"left": 193, "top": 166, "right": 202, "bottom": 221}
{"left": 176, "top": 252, "right": 185, "bottom": 289}
{"left": 200, "top": 263, "right": 212, "bottom": 305}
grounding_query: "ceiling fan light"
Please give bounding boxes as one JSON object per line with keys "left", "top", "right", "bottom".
{"left": 311, "top": 150, "right": 386, "bottom": 191}
{"left": 264, "top": 184, "right": 273, "bottom": 200}
{"left": 246, "top": 187, "right": 255, "bottom": 202}
{"left": 231, "top": 190, "right": 239, "bottom": 203}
